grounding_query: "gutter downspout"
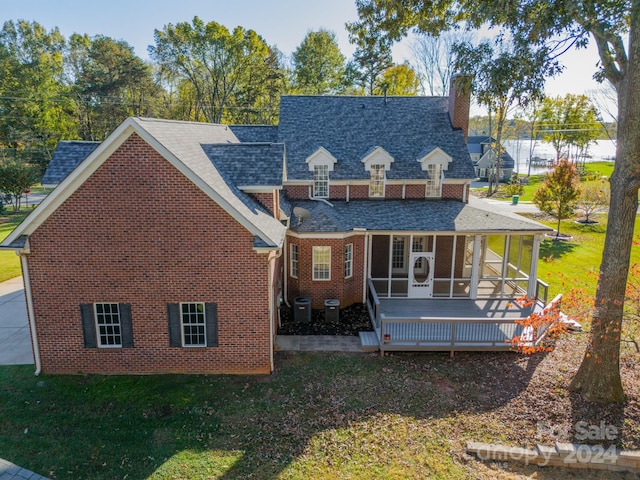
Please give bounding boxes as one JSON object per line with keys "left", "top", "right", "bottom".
{"left": 20, "top": 252, "right": 41, "bottom": 375}
{"left": 268, "top": 248, "right": 283, "bottom": 373}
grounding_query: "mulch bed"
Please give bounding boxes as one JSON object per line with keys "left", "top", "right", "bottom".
{"left": 277, "top": 303, "right": 373, "bottom": 336}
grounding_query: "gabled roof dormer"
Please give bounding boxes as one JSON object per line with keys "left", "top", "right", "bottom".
{"left": 417, "top": 146, "right": 452, "bottom": 171}
{"left": 306, "top": 146, "right": 337, "bottom": 171}
{"left": 361, "top": 146, "right": 394, "bottom": 171}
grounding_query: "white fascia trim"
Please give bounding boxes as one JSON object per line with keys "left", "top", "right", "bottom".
{"left": 306, "top": 147, "right": 337, "bottom": 171}
{"left": 4, "top": 118, "right": 284, "bottom": 249}
{"left": 418, "top": 147, "right": 453, "bottom": 170}
{"left": 253, "top": 246, "right": 280, "bottom": 254}
{"left": 287, "top": 231, "right": 366, "bottom": 240}
{"left": 239, "top": 186, "right": 281, "bottom": 192}
{"left": 443, "top": 179, "right": 474, "bottom": 184}
{"left": 361, "top": 146, "right": 394, "bottom": 170}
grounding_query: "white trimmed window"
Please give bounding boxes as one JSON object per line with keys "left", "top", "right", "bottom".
{"left": 313, "top": 246, "right": 331, "bottom": 280}
{"left": 369, "top": 164, "right": 385, "bottom": 197}
{"left": 344, "top": 243, "right": 353, "bottom": 278}
{"left": 392, "top": 237, "right": 405, "bottom": 270}
{"left": 181, "top": 302, "right": 206, "bottom": 347}
{"left": 425, "top": 163, "right": 443, "bottom": 197}
{"left": 95, "top": 303, "right": 121, "bottom": 348}
{"left": 290, "top": 243, "right": 299, "bottom": 278}
{"left": 313, "top": 165, "right": 329, "bottom": 198}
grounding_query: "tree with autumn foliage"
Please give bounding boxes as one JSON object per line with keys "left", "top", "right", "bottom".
{"left": 533, "top": 159, "right": 581, "bottom": 238}
{"left": 352, "top": 0, "right": 636, "bottom": 403}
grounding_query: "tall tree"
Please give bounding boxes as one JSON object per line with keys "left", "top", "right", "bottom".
{"left": 68, "top": 34, "right": 164, "bottom": 140}
{"left": 373, "top": 63, "right": 419, "bottom": 95}
{"left": 353, "top": 0, "right": 637, "bottom": 403}
{"left": 411, "top": 30, "right": 473, "bottom": 96}
{"left": 346, "top": 18, "right": 393, "bottom": 94}
{"left": 454, "top": 40, "right": 552, "bottom": 194}
{"left": 0, "top": 20, "right": 76, "bottom": 173}
{"left": 291, "top": 29, "right": 347, "bottom": 94}
{"left": 150, "top": 17, "right": 276, "bottom": 124}
{"left": 533, "top": 158, "right": 581, "bottom": 238}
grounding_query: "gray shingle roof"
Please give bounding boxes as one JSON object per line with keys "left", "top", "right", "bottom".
{"left": 132, "top": 118, "right": 286, "bottom": 248}
{"left": 289, "top": 199, "right": 551, "bottom": 233}
{"left": 202, "top": 143, "right": 284, "bottom": 187}
{"left": 230, "top": 125, "right": 278, "bottom": 143}
{"left": 277, "top": 95, "right": 476, "bottom": 181}
{"left": 42, "top": 141, "right": 99, "bottom": 185}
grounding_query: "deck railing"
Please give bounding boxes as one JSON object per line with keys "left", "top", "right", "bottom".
{"left": 535, "top": 279, "right": 549, "bottom": 305}
{"left": 366, "top": 278, "right": 381, "bottom": 329}
{"left": 378, "top": 316, "right": 522, "bottom": 354}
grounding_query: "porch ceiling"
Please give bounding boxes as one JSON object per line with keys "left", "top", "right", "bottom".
{"left": 290, "top": 199, "right": 551, "bottom": 234}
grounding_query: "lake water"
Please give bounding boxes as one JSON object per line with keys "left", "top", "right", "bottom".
{"left": 503, "top": 139, "right": 617, "bottom": 176}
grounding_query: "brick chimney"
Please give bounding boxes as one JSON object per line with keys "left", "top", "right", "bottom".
{"left": 448, "top": 74, "right": 471, "bottom": 141}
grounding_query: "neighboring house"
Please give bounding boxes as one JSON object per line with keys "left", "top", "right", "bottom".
{"left": 3, "top": 83, "right": 552, "bottom": 375}
{"left": 467, "top": 135, "right": 515, "bottom": 182}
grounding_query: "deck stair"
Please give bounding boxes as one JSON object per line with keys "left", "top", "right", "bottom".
{"left": 358, "top": 331, "right": 380, "bottom": 352}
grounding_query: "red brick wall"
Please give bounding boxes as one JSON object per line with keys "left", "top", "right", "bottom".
{"left": 27, "top": 134, "right": 274, "bottom": 375}
{"left": 286, "top": 235, "right": 364, "bottom": 309}
{"left": 283, "top": 185, "right": 309, "bottom": 200}
{"left": 442, "top": 184, "right": 466, "bottom": 201}
{"left": 405, "top": 184, "right": 426, "bottom": 199}
{"left": 251, "top": 191, "right": 277, "bottom": 217}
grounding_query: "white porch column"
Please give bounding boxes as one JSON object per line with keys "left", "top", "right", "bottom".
{"left": 528, "top": 234, "right": 542, "bottom": 298}
{"left": 470, "top": 235, "right": 482, "bottom": 299}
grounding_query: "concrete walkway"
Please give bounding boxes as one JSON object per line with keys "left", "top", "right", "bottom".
{"left": 275, "top": 335, "right": 364, "bottom": 352}
{"left": 0, "top": 276, "right": 33, "bottom": 365}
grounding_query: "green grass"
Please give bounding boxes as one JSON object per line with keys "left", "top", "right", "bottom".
{"left": 535, "top": 214, "right": 640, "bottom": 301}
{"left": 0, "top": 212, "right": 28, "bottom": 282}
{"left": 0, "top": 356, "right": 483, "bottom": 479}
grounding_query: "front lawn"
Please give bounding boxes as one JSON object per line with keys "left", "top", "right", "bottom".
{"left": 0, "top": 212, "right": 27, "bottom": 282}
{"left": 535, "top": 214, "right": 640, "bottom": 300}
{"left": 1, "top": 339, "right": 638, "bottom": 479}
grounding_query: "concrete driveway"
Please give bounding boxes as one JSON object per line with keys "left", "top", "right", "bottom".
{"left": 0, "top": 276, "right": 33, "bottom": 365}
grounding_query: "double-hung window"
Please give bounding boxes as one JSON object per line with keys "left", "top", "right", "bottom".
{"left": 80, "top": 302, "right": 133, "bottom": 349}
{"left": 425, "top": 163, "right": 443, "bottom": 197}
{"left": 290, "top": 243, "right": 299, "bottom": 278}
{"left": 95, "top": 303, "right": 122, "bottom": 347}
{"left": 181, "top": 302, "right": 206, "bottom": 347}
{"left": 313, "top": 246, "right": 331, "bottom": 280}
{"left": 167, "top": 302, "right": 218, "bottom": 348}
{"left": 313, "top": 165, "right": 329, "bottom": 198}
{"left": 369, "top": 164, "right": 385, "bottom": 197}
{"left": 344, "top": 244, "right": 353, "bottom": 279}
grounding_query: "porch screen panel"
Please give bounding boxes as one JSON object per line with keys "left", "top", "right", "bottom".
{"left": 433, "top": 235, "right": 453, "bottom": 297}
{"left": 479, "top": 235, "right": 506, "bottom": 298}
{"left": 508, "top": 235, "right": 534, "bottom": 295}
{"left": 451, "top": 235, "right": 472, "bottom": 297}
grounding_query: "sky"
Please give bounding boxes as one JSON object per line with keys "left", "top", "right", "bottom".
{"left": 3, "top": 0, "right": 611, "bottom": 110}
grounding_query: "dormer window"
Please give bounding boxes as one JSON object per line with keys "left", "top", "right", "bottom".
{"left": 362, "top": 146, "right": 394, "bottom": 198}
{"left": 417, "top": 147, "right": 452, "bottom": 199}
{"left": 425, "top": 163, "right": 443, "bottom": 197}
{"left": 313, "top": 164, "right": 329, "bottom": 198}
{"left": 369, "top": 164, "right": 385, "bottom": 197}
{"left": 306, "top": 147, "right": 337, "bottom": 199}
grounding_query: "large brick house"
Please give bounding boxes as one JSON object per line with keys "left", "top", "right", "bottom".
{"left": 3, "top": 84, "right": 551, "bottom": 375}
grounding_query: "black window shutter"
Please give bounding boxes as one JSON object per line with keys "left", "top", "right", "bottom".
{"left": 119, "top": 303, "right": 134, "bottom": 348}
{"left": 205, "top": 303, "right": 218, "bottom": 347}
{"left": 167, "top": 303, "right": 182, "bottom": 347}
{"left": 80, "top": 304, "right": 97, "bottom": 348}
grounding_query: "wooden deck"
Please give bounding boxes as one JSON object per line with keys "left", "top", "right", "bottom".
{"left": 366, "top": 295, "right": 545, "bottom": 354}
